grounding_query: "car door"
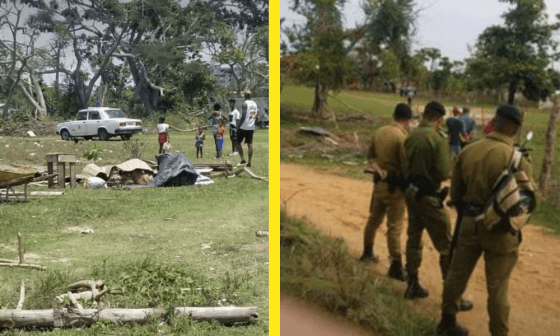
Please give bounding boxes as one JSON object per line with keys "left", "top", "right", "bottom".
{"left": 86, "top": 110, "right": 102, "bottom": 136}
{"left": 72, "top": 111, "right": 88, "bottom": 136}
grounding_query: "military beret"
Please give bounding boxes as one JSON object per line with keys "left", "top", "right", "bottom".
{"left": 393, "top": 103, "right": 412, "bottom": 120}
{"left": 496, "top": 104, "right": 522, "bottom": 125}
{"left": 424, "top": 101, "right": 446, "bottom": 117}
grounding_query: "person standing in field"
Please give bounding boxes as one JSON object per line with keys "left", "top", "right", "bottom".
{"left": 437, "top": 105, "right": 537, "bottom": 336}
{"left": 228, "top": 99, "right": 240, "bottom": 156}
{"left": 460, "top": 107, "right": 476, "bottom": 143}
{"left": 157, "top": 116, "right": 169, "bottom": 154}
{"left": 236, "top": 89, "right": 259, "bottom": 167}
{"left": 358, "top": 103, "right": 412, "bottom": 282}
{"left": 446, "top": 107, "right": 467, "bottom": 159}
{"left": 402, "top": 101, "right": 473, "bottom": 313}
{"left": 195, "top": 126, "right": 205, "bottom": 158}
{"left": 208, "top": 103, "right": 228, "bottom": 159}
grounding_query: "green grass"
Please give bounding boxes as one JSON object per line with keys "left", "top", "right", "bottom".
{"left": 280, "top": 212, "right": 436, "bottom": 336}
{"left": 0, "top": 131, "right": 269, "bottom": 335}
{"left": 281, "top": 84, "right": 560, "bottom": 233}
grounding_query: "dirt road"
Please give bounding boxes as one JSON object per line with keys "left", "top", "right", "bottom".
{"left": 281, "top": 295, "right": 376, "bottom": 336}
{"left": 281, "top": 162, "right": 560, "bottom": 336}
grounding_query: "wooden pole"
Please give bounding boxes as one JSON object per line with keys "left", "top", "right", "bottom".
{"left": 18, "top": 233, "right": 24, "bottom": 265}
{"left": 16, "top": 280, "right": 25, "bottom": 310}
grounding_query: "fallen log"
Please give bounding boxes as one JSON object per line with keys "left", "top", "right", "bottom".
{"left": 193, "top": 162, "right": 233, "bottom": 169}
{"left": 243, "top": 168, "right": 268, "bottom": 183}
{"left": 0, "top": 262, "right": 47, "bottom": 271}
{"left": 0, "top": 306, "right": 258, "bottom": 328}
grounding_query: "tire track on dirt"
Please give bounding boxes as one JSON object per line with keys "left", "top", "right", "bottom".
{"left": 281, "top": 162, "right": 560, "bottom": 336}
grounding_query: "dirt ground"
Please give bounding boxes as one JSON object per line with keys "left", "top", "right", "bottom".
{"left": 281, "top": 295, "right": 376, "bottom": 336}
{"left": 281, "top": 162, "right": 560, "bottom": 336}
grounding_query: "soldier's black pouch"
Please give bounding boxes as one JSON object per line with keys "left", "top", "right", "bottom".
{"left": 386, "top": 174, "right": 399, "bottom": 193}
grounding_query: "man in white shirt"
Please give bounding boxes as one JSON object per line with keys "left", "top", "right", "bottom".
{"left": 236, "top": 89, "right": 258, "bottom": 167}
{"left": 228, "top": 99, "right": 240, "bottom": 156}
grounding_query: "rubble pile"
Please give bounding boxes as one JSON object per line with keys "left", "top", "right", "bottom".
{"left": 0, "top": 120, "right": 58, "bottom": 136}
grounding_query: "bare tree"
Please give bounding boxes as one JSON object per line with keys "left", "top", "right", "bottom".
{"left": 0, "top": 0, "right": 43, "bottom": 117}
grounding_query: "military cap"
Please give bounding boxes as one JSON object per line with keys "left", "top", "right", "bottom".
{"left": 424, "top": 101, "right": 446, "bottom": 117}
{"left": 393, "top": 103, "right": 412, "bottom": 120}
{"left": 496, "top": 104, "right": 522, "bottom": 125}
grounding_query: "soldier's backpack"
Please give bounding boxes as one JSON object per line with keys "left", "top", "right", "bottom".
{"left": 475, "top": 149, "right": 536, "bottom": 232}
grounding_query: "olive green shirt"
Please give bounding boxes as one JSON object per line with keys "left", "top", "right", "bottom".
{"left": 404, "top": 120, "right": 452, "bottom": 190}
{"left": 367, "top": 122, "right": 408, "bottom": 176}
{"left": 451, "top": 132, "right": 537, "bottom": 206}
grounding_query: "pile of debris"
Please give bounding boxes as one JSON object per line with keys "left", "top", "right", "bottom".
{"left": 282, "top": 127, "right": 366, "bottom": 156}
{"left": 0, "top": 120, "right": 58, "bottom": 137}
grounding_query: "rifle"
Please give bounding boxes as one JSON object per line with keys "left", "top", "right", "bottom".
{"left": 447, "top": 200, "right": 464, "bottom": 265}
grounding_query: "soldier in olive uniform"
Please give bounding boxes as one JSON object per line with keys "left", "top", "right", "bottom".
{"left": 437, "top": 105, "right": 538, "bottom": 336}
{"left": 402, "top": 101, "right": 474, "bottom": 313}
{"left": 359, "top": 103, "right": 411, "bottom": 281}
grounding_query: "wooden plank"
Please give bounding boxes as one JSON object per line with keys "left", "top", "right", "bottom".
{"left": 47, "top": 162, "right": 54, "bottom": 188}
{"left": 57, "top": 155, "right": 76, "bottom": 163}
{"left": 57, "top": 163, "right": 66, "bottom": 188}
{"left": 69, "top": 163, "right": 76, "bottom": 188}
{"left": 46, "top": 154, "right": 59, "bottom": 163}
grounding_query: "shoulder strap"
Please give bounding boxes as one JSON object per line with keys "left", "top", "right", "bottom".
{"left": 509, "top": 149, "right": 522, "bottom": 172}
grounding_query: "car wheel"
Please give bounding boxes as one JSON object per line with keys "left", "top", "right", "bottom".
{"left": 60, "top": 129, "right": 71, "bottom": 141}
{"left": 98, "top": 128, "right": 110, "bottom": 141}
{"left": 121, "top": 134, "right": 131, "bottom": 141}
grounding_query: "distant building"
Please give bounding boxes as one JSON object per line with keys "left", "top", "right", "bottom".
{"left": 211, "top": 64, "right": 242, "bottom": 87}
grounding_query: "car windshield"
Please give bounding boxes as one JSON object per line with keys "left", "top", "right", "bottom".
{"left": 105, "top": 109, "right": 128, "bottom": 119}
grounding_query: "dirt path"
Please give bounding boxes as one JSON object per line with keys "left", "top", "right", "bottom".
{"left": 281, "top": 295, "right": 376, "bottom": 336}
{"left": 281, "top": 162, "right": 560, "bottom": 336}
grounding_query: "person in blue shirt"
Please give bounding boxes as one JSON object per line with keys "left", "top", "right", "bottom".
{"left": 460, "top": 107, "right": 476, "bottom": 142}
{"left": 446, "top": 107, "right": 467, "bottom": 159}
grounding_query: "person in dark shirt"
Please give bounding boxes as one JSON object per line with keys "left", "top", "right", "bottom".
{"left": 446, "top": 107, "right": 466, "bottom": 158}
{"left": 460, "top": 107, "right": 476, "bottom": 142}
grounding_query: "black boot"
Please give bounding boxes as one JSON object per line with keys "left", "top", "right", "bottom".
{"left": 387, "top": 257, "right": 407, "bottom": 282}
{"left": 404, "top": 274, "right": 429, "bottom": 299}
{"left": 436, "top": 313, "right": 469, "bottom": 336}
{"left": 459, "top": 299, "right": 473, "bottom": 312}
{"left": 359, "top": 249, "right": 380, "bottom": 263}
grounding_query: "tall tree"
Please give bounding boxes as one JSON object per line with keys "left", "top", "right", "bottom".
{"left": 467, "top": 0, "right": 560, "bottom": 104}
{"left": 206, "top": 0, "right": 268, "bottom": 31}
{"left": 283, "top": 0, "right": 352, "bottom": 116}
{"left": 0, "top": 0, "right": 44, "bottom": 117}
{"left": 362, "top": 0, "right": 417, "bottom": 87}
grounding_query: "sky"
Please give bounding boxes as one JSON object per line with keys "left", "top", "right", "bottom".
{"left": 280, "top": 0, "right": 560, "bottom": 63}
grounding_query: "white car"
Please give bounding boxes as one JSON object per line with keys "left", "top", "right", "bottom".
{"left": 56, "top": 107, "right": 142, "bottom": 141}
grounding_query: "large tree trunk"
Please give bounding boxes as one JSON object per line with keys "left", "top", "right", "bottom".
{"left": 507, "top": 81, "right": 518, "bottom": 105}
{"left": 126, "top": 57, "right": 161, "bottom": 110}
{"left": 311, "top": 83, "right": 329, "bottom": 116}
{"left": 538, "top": 93, "right": 560, "bottom": 198}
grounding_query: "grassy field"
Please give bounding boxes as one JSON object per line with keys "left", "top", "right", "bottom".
{"left": 281, "top": 212, "right": 436, "bottom": 336}
{"left": 281, "top": 84, "right": 560, "bottom": 232}
{"left": 0, "top": 131, "right": 269, "bottom": 335}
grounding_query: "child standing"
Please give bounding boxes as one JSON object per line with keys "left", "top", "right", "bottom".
{"left": 217, "top": 122, "right": 226, "bottom": 159}
{"left": 156, "top": 116, "right": 170, "bottom": 154}
{"left": 195, "top": 127, "right": 205, "bottom": 158}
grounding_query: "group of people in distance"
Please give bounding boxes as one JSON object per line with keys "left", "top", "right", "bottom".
{"left": 361, "top": 100, "right": 537, "bottom": 336}
{"left": 156, "top": 89, "right": 259, "bottom": 167}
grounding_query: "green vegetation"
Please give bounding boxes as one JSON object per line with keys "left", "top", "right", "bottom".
{"left": 281, "top": 212, "right": 436, "bottom": 336}
{"left": 0, "top": 131, "right": 269, "bottom": 335}
{"left": 281, "top": 84, "right": 560, "bottom": 232}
